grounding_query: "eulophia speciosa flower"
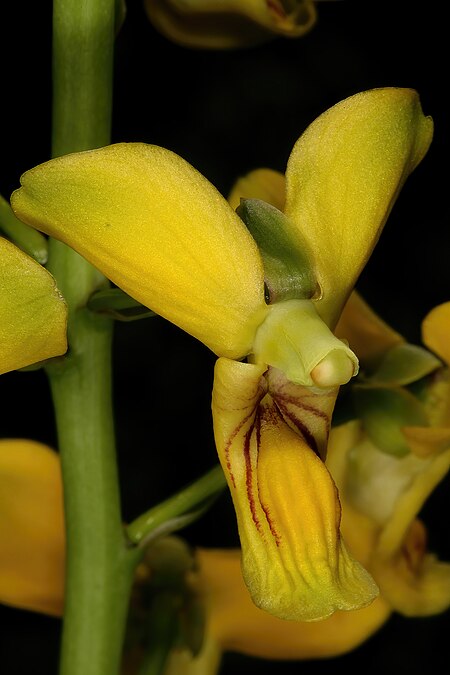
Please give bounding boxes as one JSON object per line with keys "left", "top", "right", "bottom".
{"left": 144, "top": 0, "right": 316, "bottom": 50}
{"left": 0, "top": 236, "right": 67, "bottom": 374}
{"left": 328, "top": 297, "right": 450, "bottom": 617}
{"left": 10, "top": 88, "right": 432, "bottom": 620}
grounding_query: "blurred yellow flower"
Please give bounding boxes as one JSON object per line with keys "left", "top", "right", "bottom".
{"left": 0, "top": 439, "right": 65, "bottom": 616}
{"left": 329, "top": 299, "right": 450, "bottom": 617}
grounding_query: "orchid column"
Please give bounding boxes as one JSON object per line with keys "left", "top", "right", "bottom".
{"left": 46, "top": 2, "right": 138, "bottom": 674}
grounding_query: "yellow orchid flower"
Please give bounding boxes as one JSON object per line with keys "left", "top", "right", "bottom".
{"left": 10, "top": 88, "right": 433, "bottom": 620}
{"left": 0, "top": 236, "right": 67, "bottom": 374}
{"left": 328, "top": 299, "right": 450, "bottom": 618}
{"left": 0, "top": 439, "right": 65, "bottom": 617}
{"left": 143, "top": 0, "right": 317, "bottom": 50}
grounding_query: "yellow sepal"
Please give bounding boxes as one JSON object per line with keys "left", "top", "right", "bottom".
{"left": 402, "top": 425, "right": 450, "bottom": 458}
{"left": 11, "top": 143, "right": 267, "bottom": 359}
{"left": 0, "top": 237, "right": 67, "bottom": 374}
{"left": 422, "top": 301, "right": 450, "bottom": 365}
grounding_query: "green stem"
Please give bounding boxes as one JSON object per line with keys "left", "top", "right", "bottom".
{"left": 47, "top": 2, "right": 140, "bottom": 674}
{"left": 127, "top": 465, "right": 226, "bottom": 545}
{"left": 48, "top": 312, "right": 140, "bottom": 675}
{"left": 52, "top": 0, "right": 113, "bottom": 157}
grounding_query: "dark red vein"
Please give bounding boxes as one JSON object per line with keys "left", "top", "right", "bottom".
{"left": 274, "top": 397, "right": 320, "bottom": 456}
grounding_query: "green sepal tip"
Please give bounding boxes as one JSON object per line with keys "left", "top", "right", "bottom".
{"left": 236, "top": 198, "right": 319, "bottom": 303}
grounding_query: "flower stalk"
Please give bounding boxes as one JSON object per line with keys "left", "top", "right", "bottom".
{"left": 46, "top": 1, "right": 140, "bottom": 674}
{"left": 127, "top": 464, "right": 227, "bottom": 546}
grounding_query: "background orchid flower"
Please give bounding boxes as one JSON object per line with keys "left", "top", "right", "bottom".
{"left": 328, "top": 298, "right": 450, "bottom": 617}
{"left": 143, "top": 0, "right": 317, "bottom": 50}
{"left": 0, "top": 236, "right": 67, "bottom": 374}
{"left": 0, "top": 446, "right": 389, "bottom": 675}
{"left": 10, "top": 88, "right": 433, "bottom": 621}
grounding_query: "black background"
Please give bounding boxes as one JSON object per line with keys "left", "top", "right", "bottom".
{"left": 1, "top": 1, "right": 449, "bottom": 673}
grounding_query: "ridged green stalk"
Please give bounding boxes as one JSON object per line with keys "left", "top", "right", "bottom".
{"left": 47, "top": 2, "right": 140, "bottom": 674}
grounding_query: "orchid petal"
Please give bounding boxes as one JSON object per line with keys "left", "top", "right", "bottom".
{"left": 422, "top": 301, "right": 450, "bottom": 365}
{"left": 227, "top": 168, "right": 286, "bottom": 212}
{"left": 402, "top": 425, "right": 450, "bottom": 458}
{"left": 344, "top": 437, "right": 441, "bottom": 526}
{"left": 335, "top": 291, "right": 405, "bottom": 369}
{"left": 372, "top": 519, "right": 450, "bottom": 617}
{"left": 11, "top": 143, "right": 267, "bottom": 359}
{"left": 212, "top": 358, "right": 378, "bottom": 621}
{"left": 368, "top": 343, "right": 441, "bottom": 386}
{"left": 284, "top": 88, "right": 433, "bottom": 327}
{"left": 0, "top": 237, "right": 67, "bottom": 374}
{"left": 375, "top": 446, "right": 450, "bottom": 559}
{"left": 420, "top": 366, "right": 450, "bottom": 428}
{"left": 352, "top": 384, "right": 429, "bottom": 458}
{"left": 0, "top": 439, "right": 65, "bottom": 616}
{"left": 144, "top": 0, "right": 316, "bottom": 50}
{"left": 326, "top": 421, "right": 379, "bottom": 567}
